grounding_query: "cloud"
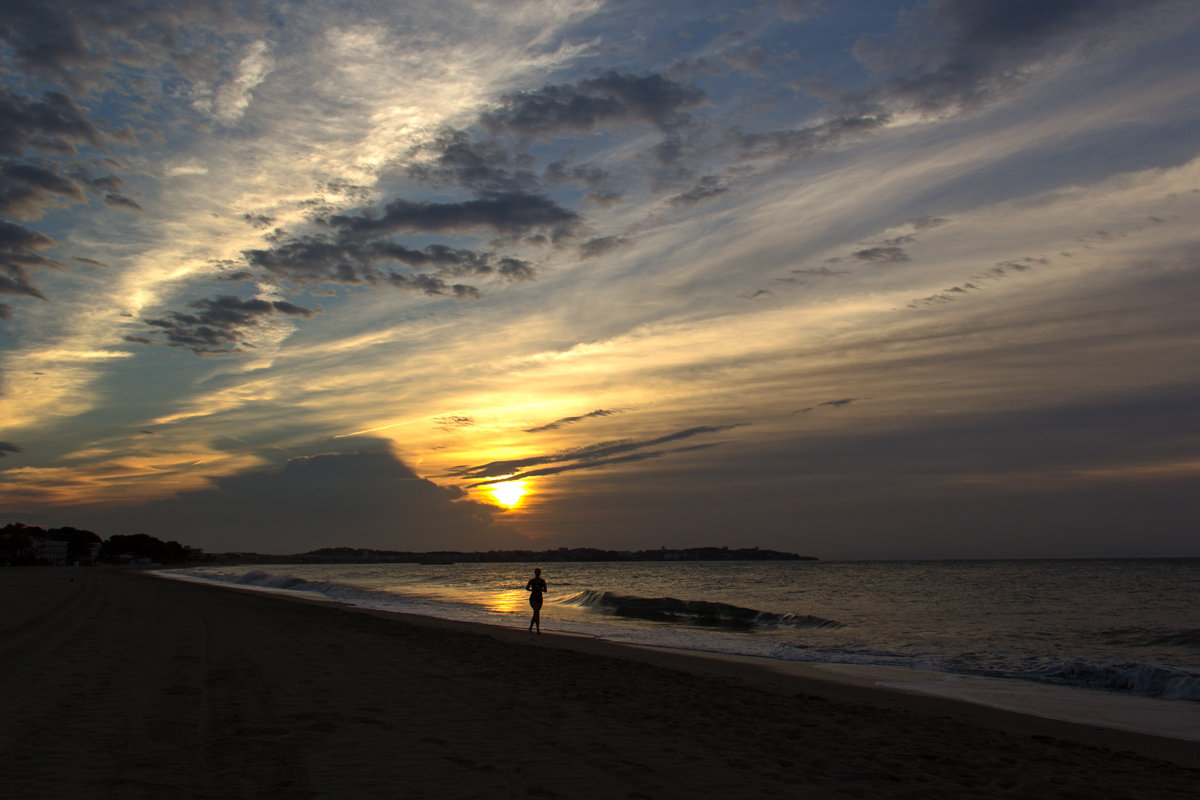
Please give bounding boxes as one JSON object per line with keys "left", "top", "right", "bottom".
{"left": 544, "top": 160, "right": 609, "bottom": 188}
{"left": 0, "top": 1, "right": 266, "bottom": 91}
{"left": 668, "top": 175, "right": 730, "bottom": 207}
{"left": 435, "top": 415, "right": 475, "bottom": 431}
{"left": 909, "top": 215, "right": 949, "bottom": 230}
{"left": 102, "top": 192, "right": 143, "bottom": 211}
{"left": 793, "top": 398, "right": 860, "bottom": 415}
{"left": 0, "top": 442, "right": 21, "bottom": 457}
{"left": 779, "top": 0, "right": 820, "bottom": 22}
{"left": 525, "top": 408, "right": 623, "bottom": 433}
{"left": 473, "top": 441, "right": 722, "bottom": 485}
{"left": 449, "top": 424, "right": 743, "bottom": 483}
{"left": 407, "top": 129, "right": 536, "bottom": 192}
{"left": 480, "top": 70, "right": 706, "bottom": 139}
{"left": 330, "top": 192, "right": 579, "bottom": 238}
{"left": 76, "top": 444, "right": 530, "bottom": 553}
{"left": 0, "top": 83, "right": 142, "bottom": 308}
{"left": 726, "top": 1, "right": 1178, "bottom": 171}
{"left": 210, "top": 40, "right": 273, "bottom": 122}
{"left": 722, "top": 45, "right": 768, "bottom": 76}
{"left": 729, "top": 113, "right": 893, "bottom": 160}
{"left": 242, "top": 235, "right": 536, "bottom": 292}
{"left": 0, "top": 86, "right": 104, "bottom": 157}
{"left": 578, "top": 235, "right": 627, "bottom": 259}
{"left": 852, "top": 0, "right": 1176, "bottom": 117}
{"left": 138, "top": 294, "right": 319, "bottom": 354}
{"left": 143, "top": 186, "right": 561, "bottom": 352}
{"left": 480, "top": 70, "right": 707, "bottom": 174}
{"left": 0, "top": 220, "right": 57, "bottom": 299}
{"left": 853, "top": 246, "right": 910, "bottom": 264}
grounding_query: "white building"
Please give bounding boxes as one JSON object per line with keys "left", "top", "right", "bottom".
{"left": 30, "top": 538, "right": 69, "bottom": 566}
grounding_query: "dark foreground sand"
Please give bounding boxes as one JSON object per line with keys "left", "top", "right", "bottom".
{"left": 2, "top": 569, "right": 1197, "bottom": 799}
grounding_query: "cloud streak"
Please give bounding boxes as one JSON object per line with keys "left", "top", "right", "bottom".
{"left": 450, "top": 424, "right": 744, "bottom": 484}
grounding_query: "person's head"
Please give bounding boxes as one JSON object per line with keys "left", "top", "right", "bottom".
{"left": 534, "top": 568, "right": 541, "bottom": 576}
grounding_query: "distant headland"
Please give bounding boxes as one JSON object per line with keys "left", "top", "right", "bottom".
{"left": 1, "top": 522, "right": 815, "bottom": 566}
{"left": 225, "top": 545, "right": 817, "bottom": 565}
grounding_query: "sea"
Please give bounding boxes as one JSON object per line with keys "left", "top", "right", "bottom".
{"left": 162, "top": 558, "right": 1200, "bottom": 704}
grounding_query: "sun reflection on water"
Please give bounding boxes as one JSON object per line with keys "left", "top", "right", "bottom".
{"left": 483, "top": 589, "right": 527, "bottom": 614}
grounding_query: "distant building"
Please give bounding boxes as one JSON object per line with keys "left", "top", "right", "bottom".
{"left": 30, "top": 538, "right": 69, "bottom": 566}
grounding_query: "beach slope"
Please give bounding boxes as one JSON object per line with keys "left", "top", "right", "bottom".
{"left": 1, "top": 569, "right": 1196, "bottom": 799}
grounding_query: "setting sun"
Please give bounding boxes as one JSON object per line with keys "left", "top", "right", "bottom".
{"left": 489, "top": 481, "right": 528, "bottom": 509}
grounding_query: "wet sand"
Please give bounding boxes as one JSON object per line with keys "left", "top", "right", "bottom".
{"left": 2, "top": 568, "right": 1197, "bottom": 799}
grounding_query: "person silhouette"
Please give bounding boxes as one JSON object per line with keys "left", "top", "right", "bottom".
{"left": 525, "top": 568, "right": 547, "bottom": 633}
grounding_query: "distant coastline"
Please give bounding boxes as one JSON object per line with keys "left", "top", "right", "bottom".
{"left": 2, "top": 523, "right": 814, "bottom": 566}
{"left": 202, "top": 545, "right": 818, "bottom": 566}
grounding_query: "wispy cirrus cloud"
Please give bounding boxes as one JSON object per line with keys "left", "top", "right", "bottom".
{"left": 525, "top": 408, "right": 623, "bottom": 433}
{"left": 449, "top": 424, "right": 744, "bottom": 484}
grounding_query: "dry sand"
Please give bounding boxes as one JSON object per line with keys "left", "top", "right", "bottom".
{"left": 2, "top": 568, "right": 1197, "bottom": 799}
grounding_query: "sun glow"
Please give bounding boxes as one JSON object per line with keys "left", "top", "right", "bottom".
{"left": 489, "top": 480, "right": 528, "bottom": 508}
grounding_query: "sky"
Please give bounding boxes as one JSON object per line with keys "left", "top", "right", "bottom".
{"left": 2, "top": 0, "right": 1199, "bottom": 559}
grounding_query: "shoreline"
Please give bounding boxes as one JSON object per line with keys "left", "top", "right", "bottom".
{"left": 159, "top": 568, "right": 1200, "bottom": 765}
{"left": 4, "top": 567, "right": 1198, "bottom": 798}
{"left": 158, "top": 567, "right": 1200, "bottom": 751}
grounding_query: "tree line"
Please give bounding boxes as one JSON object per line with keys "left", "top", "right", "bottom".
{"left": 0, "top": 523, "right": 191, "bottom": 566}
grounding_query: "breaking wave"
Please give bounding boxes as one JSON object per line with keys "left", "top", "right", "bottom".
{"left": 1022, "top": 658, "right": 1200, "bottom": 701}
{"left": 558, "top": 589, "right": 843, "bottom": 631}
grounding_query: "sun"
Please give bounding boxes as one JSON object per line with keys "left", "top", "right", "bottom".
{"left": 488, "top": 480, "right": 528, "bottom": 509}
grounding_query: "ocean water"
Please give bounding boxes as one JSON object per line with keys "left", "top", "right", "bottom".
{"left": 164, "top": 559, "right": 1200, "bottom": 703}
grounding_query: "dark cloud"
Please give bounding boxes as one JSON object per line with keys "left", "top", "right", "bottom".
{"left": 852, "top": 0, "right": 1173, "bottom": 117}
{"left": 853, "top": 246, "right": 910, "bottom": 264}
{"left": 0, "top": 0, "right": 265, "bottom": 92}
{"left": 481, "top": 71, "right": 707, "bottom": 175}
{"left": 143, "top": 189, "right": 559, "bottom": 352}
{"left": 790, "top": 267, "right": 847, "bottom": 277}
{"left": 71, "top": 256, "right": 108, "bottom": 267}
{"left": 0, "top": 442, "right": 21, "bottom": 457}
{"left": 0, "top": 86, "right": 104, "bottom": 157}
{"left": 473, "top": 442, "right": 722, "bottom": 485}
{"left": 544, "top": 160, "right": 609, "bottom": 188}
{"left": 481, "top": 71, "right": 706, "bottom": 139}
{"left": 0, "top": 220, "right": 58, "bottom": 299}
{"left": 243, "top": 235, "right": 535, "bottom": 290}
{"left": 435, "top": 416, "right": 475, "bottom": 431}
{"left": 449, "top": 424, "right": 743, "bottom": 483}
{"left": 525, "top": 408, "right": 622, "bottom": 433}
{"left": 407, "top": 129, "right": 537, "bottom": 192}
{"left": 0, "top": 82, "right": 144, "bottom": 308}
{"left": 330, "top": 192, "right": 578, "bottom": 239}
{"left": 242, "top": 213, "right": 275, "bottom": 229}
{"left": 578, "top": 235, "right": 627, "bottom": 259}
{"left": 793, "top": 398, "right": 859, "bottom": 414}
{"left": 102, "top": 192, "right": 142, "bottom": 211}
{"left": 0, "top": 161, "right": 86, "bottom": 218}
{"left": 139, "top": 294, "right": 319, "bottom": 354}
{"left": 668, "top": 175, "right": 729, "bottom": 207}
{"left": 729, "top": 113, "right": 892, "bottom": 160}
{"left": 909, "top": 215, "right": 949, "bottom": 230}
{"left": 68, "top": 444, "right": 529, "bottom": 554}
{"left": 728, "top": 1, "right": 1173, "bottom": 170}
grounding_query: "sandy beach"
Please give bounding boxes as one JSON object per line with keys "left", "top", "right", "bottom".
{"left": 2, "top": 569, "right": 1196, "bottom": 799}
